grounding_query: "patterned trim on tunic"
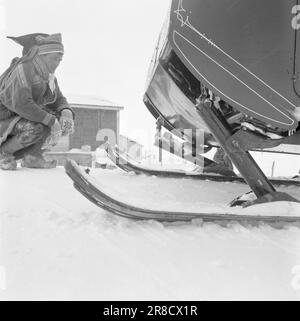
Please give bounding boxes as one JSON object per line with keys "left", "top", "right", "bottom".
{"left": 16, "top": 64, "right": 28, "bottom": 88}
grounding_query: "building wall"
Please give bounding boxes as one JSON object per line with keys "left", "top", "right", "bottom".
{"left": 70, "top": 108, "right": 118, "bottom": 151}
{"left": 101, "top": 110, "right": 117, "bottom": 142}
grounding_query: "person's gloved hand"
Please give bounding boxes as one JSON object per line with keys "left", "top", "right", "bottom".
{"left": 51, "top": 119, "right": 62, "bottom": 144}
{"left": 51, "top": 118, "right": 62, "bottom": 136}
{"left": 59, "top": 109, "right": 74, "bottom": 136}
{"left": 43, "top": 119, "right": 62, "bottom": 149}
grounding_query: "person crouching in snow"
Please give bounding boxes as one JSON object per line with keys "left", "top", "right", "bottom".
{"left": 0, "top": 33, "right": 74, "bottom": 170}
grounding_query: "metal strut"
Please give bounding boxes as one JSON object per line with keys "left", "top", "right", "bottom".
{"left": 196, "top": 98, "right": 299, "bottom": 206}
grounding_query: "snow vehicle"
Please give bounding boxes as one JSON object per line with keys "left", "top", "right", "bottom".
{"left": 65, "top": 0, "right": 300, "bottom": 222}
{"left": 142, "top": 0, "right": 300, "bottom": 206}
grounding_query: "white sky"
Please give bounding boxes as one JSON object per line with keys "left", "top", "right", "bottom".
{"left": 0, "top": 0, "right": 170, "bottom": 146}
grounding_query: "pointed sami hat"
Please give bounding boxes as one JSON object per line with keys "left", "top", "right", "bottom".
{"left": 7, "top": 33, "right": 64, "bottom": 56}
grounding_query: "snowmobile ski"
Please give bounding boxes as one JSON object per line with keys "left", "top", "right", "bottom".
{"left": 108, "top": 148, "right": 300, "bottom": 187}
{"left": 64, "top": 160, "right": 300, "bottom": 223}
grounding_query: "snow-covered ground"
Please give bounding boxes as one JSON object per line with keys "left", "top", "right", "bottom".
{"left": 0, "top": 165, "right": 300, "bottom": 300}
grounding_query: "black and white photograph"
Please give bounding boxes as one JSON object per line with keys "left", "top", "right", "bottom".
{"left": 0, "top": 0, "right": 300, "bottom": 302}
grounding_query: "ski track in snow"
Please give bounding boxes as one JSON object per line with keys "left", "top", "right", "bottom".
{"left": 0, "top": 167, "right": 300, "bottom": 300}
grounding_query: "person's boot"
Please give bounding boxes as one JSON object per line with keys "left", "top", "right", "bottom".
{"left": 0, "top": 151, "right": 17, "bottom": 170}
{"left": 21, "top": 154, "right": 57, "bottom": 169}
{"left": 0, "top": 136, "right": 24, "bottom": 170}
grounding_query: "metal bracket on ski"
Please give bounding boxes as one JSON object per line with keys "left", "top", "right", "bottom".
{"left": 196, "top": 99, "right": 300, "bottom": 207}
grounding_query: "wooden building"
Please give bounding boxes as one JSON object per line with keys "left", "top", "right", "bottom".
{"left": 52, "top": 94, "right": 124, "bottom": 152}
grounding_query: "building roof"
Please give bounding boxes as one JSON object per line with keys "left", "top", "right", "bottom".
{"left": 66, "top": 93, "right": 124, "bottom": 111}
